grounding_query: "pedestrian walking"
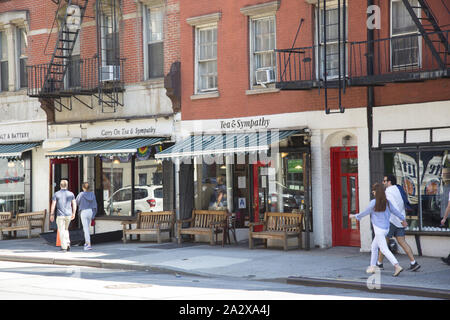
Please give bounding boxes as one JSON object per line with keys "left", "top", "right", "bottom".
{"left": 377, "top": 175, "right": 421, "bottom": 271}
{"left": 350, "top": 183, "right": 408, "bottom": 277}
{"left": 50, "top": 180, "right": 76, "bottom": 252}
{"left": 76, "top": 182, "right": 98, "bottom": 251}
{"left": 440, "top": 189, "right": 450, "bottom": 265}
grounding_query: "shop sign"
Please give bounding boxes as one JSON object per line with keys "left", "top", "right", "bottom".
{"left": 220, "top": 117, "right": 270, "bottom": 131}
{"left": 0, "top": 122, "right": 46, "bottom": 143}
{"left": 86, "top": 118, "right": 173, "bottom": 139}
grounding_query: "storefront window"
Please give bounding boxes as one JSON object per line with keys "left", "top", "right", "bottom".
{"left": 384, "top": 150, "right": 450, "bottom": 233}
{"left": 194, "top": 162, "right": 227, "bottom": 210}
{"left": 101, "top": 155, "right": 132, "bottom": 216}
{"left": 0, "top": 158, "right": 26, "bottom": 213}
{"left": 134, "top": 146, "right": 163, "bottom": 212}
{"left": 270, "top": 152, "right": 306, "bottom": 213}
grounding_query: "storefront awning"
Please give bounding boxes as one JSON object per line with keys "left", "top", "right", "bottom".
{"left": 0, "top": 142, "right": 41, "bottom": 159}
{"left": 46, "top": 137, "right": 166, "bottom": 158}
{"left": 155, "top": 130, "right": 301, "bottom": 159}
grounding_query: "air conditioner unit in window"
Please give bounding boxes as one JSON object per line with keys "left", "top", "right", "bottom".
{"left": 255, "top": 67, "right": 275, "bottom": 86}
{"left": 101, "top": 65, "right": 120, "bottom": 82}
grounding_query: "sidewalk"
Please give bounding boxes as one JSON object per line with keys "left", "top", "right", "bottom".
{"left": 0, "top": 237, "right": 448, "bottom": 299}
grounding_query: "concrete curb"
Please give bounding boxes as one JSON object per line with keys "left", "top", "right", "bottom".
{"left": 0, "top": 255, "right": 206, "bottom": 278}
{"left": 1, "top": 254, "right": 449, "bottom": 299}
{"left": 287, "top": 276, "right": 450, "bottom": 300}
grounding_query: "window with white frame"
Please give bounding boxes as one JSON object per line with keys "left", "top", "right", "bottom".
{"left": 196, "top": 26, "right": 217, "bottom": 93}
{"left": 0, "top": 31, "right": 8, "bottom": 92}
{"left": 316, "top": 6, "right": 347, "bottom": 80}
{"left": 250, "top": 15, "right": 276, "bottom": 87}
{"left": 391, "top": 0, "right": 420, "bottom": 69}
{"left": 16, "top": 26, "right": 27, "bottom": 88}
{"left": 145, "top": 5, "right": 164, "bottom": 79}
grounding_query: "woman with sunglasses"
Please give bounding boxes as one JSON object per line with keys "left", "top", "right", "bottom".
{"left": 350, "top": 183, "right": 408, "bottom": 277}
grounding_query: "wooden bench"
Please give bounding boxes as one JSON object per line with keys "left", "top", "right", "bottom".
{"left": 0, "top": 210, "right": 47, "bottom": 240}
{"left": 122, "top": 211, "right": 174, "bottom": 244}
{"left": 0, "top": 212, "right": 12, "bottom": 225}
{"left": 248, "top": 211, "right": 304, "bottom": 251}
{"left": 177, "top": 210, "right": 227, "bottom": 245}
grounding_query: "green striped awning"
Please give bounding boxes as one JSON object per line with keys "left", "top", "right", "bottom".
{"left": 0, "top": 142, "right": 41, "bottom": 159}
{"left": 155, "top": 130, "right": 300, "bottom": 159}
{"left": 46, "top": 137, "right": 166, "bottom": 158}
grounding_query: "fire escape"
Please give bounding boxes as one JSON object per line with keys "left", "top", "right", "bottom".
{"left": 27, "top": 0, "right": 125, "bottom": 113}
{"left": 275, "top": 0, "right": 449, "bottom": 114}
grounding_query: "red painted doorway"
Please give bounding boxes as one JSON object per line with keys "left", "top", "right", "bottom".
{"left": 330, "top": 147, "right": 360, "bottom": 247}
{"left": 49, "top": 158, "right": 80, "bottom": 229}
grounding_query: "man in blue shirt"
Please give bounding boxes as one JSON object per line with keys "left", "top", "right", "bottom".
{"left": 50, "top": 180, "right": 76, "bottom": 252}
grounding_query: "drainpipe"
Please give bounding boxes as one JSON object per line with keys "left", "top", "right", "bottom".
{"left": 367, "top": 0, "right": 375, "bottom": 174}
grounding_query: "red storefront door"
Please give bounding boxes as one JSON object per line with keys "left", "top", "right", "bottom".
{"left": 50, "top": 158, "right": 80, "bottom": 229}
{"left": 330, "top": 147, "right": 360, "bottom": 247}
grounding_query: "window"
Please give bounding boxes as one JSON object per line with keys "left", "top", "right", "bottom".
{"left": 67, "top": 34, "right": 81, "bottom": 88}
{"left": 145, "top": 6, "right": 164, "bottom": 79}
{"left": 0, "top": 31, "right": 8, "bottom": 92}
{"left": 153, "top": 187, "right": 163, "bottom": 198}
{"left": 196, "top": 26, "right": 217, "bottom": 93}
{"left": 383, "top": 150, "right": 450, "bottom": 233}
{"left": 391, "top": 0, "right": 420, "bottom": 69}
{"left": 102, "top": 14, "right": 120, "bottom": 66}
{"left": 316, "top": 6, "right": 347, "bottom": 79}
{"left": 250, "top": 16, "right": 276, "bottom": 87}
{"left": 16, "top": 27, "right": 27, "bottom": 88}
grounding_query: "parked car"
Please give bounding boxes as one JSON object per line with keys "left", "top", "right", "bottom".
{"left": 104, "top": 185, "right": 163, "bottom": 216}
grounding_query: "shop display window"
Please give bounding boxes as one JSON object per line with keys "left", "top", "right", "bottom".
{"left": 97, "top": 146, "right": 164, "bottom": 217}
{"left": 0, "top": 158, "right": 26, "bottom": 213}
{"left": 134, "top": 147, "right": 163, "bottom": 213}
{"left": 101, "top": 155, "right": 131, "bottom": 216}
{"left": 384, "top": 150, "right": 450, "bottom": 233}
{"left": 194, "top": 162, "right": 227, "bottom": 211}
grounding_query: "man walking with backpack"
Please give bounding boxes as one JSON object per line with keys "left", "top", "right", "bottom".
{"left": 377, "top": 175, "right": 421, "bottom": 271}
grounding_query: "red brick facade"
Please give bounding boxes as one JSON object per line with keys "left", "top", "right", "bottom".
{"left": 0, "top": 0, "right": 180, "bottom": 86}
{"left": 179, "top": 0, "right": 450, "bottom": 121}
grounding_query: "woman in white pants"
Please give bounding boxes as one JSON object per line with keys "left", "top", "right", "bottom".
{"left": 350, "top": 183, "right": 408, "bottom": 277}
{"left": 76, "top": 182, "right": 98, "bottom": 251}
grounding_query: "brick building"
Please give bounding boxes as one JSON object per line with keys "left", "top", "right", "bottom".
{"left": 155, "top": 0, "right": 450, "bottom": 256}
{"left": 0, "top": 0, "right": 181, "bottom": 234}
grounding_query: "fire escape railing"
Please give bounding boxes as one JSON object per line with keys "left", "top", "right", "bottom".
{"left": 276, "top": 30, "right": 449, "bottom": 89}
{"left": 349, "top": 30, "right": 449, "bottom": 85}
{"left": 27, "top": 57, "right": 125, "bottom": 97}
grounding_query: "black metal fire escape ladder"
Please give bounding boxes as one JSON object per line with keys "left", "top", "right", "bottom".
{"left": 401, "top": 0, "right": 449, "bottom": 70}
{"left": 43, "top": 0, "right": 89, "bottom": 97}
{"left": 319, "top": 0, "right": 346, "bottom": 114}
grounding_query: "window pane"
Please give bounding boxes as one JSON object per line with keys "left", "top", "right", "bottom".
{"left": 68, "top": 55, "right": 81, "bottom": 88}
{"left": 148, "top": 42, "right": 164, "bottom": 78}
{"left": 195, "top": 163, "right": 227, "bottom": 210}
{"left": 20, "top": 58, "right": 28, "bottom": 88}
{"left": 392, "top": 0, "right": 418, "bottom": 35}
{"left": 0, "top": 32, "right": 7, "bottom": 60}
{"left": 420, "top": 151, "right": 450, "bottom": 232}
{"left": 391, "top": 36, "right": 419, "bottom": 68}
{"left": 1, "top": 61, "right": 8, "bottom": 92}
{"left": 197, "top": 27, "right": 217, "bottom": 91}
{"left": 102, "top": 156, "right": 131, "bottom": 216}
{"left": 148, "top": 7, "right": 164, "bottom": 43}
{"left": 0, "top": 159, "right": 26, "bottom": 213}
{"left": 134, "top": 150, "right": 163, "bottom": 212}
